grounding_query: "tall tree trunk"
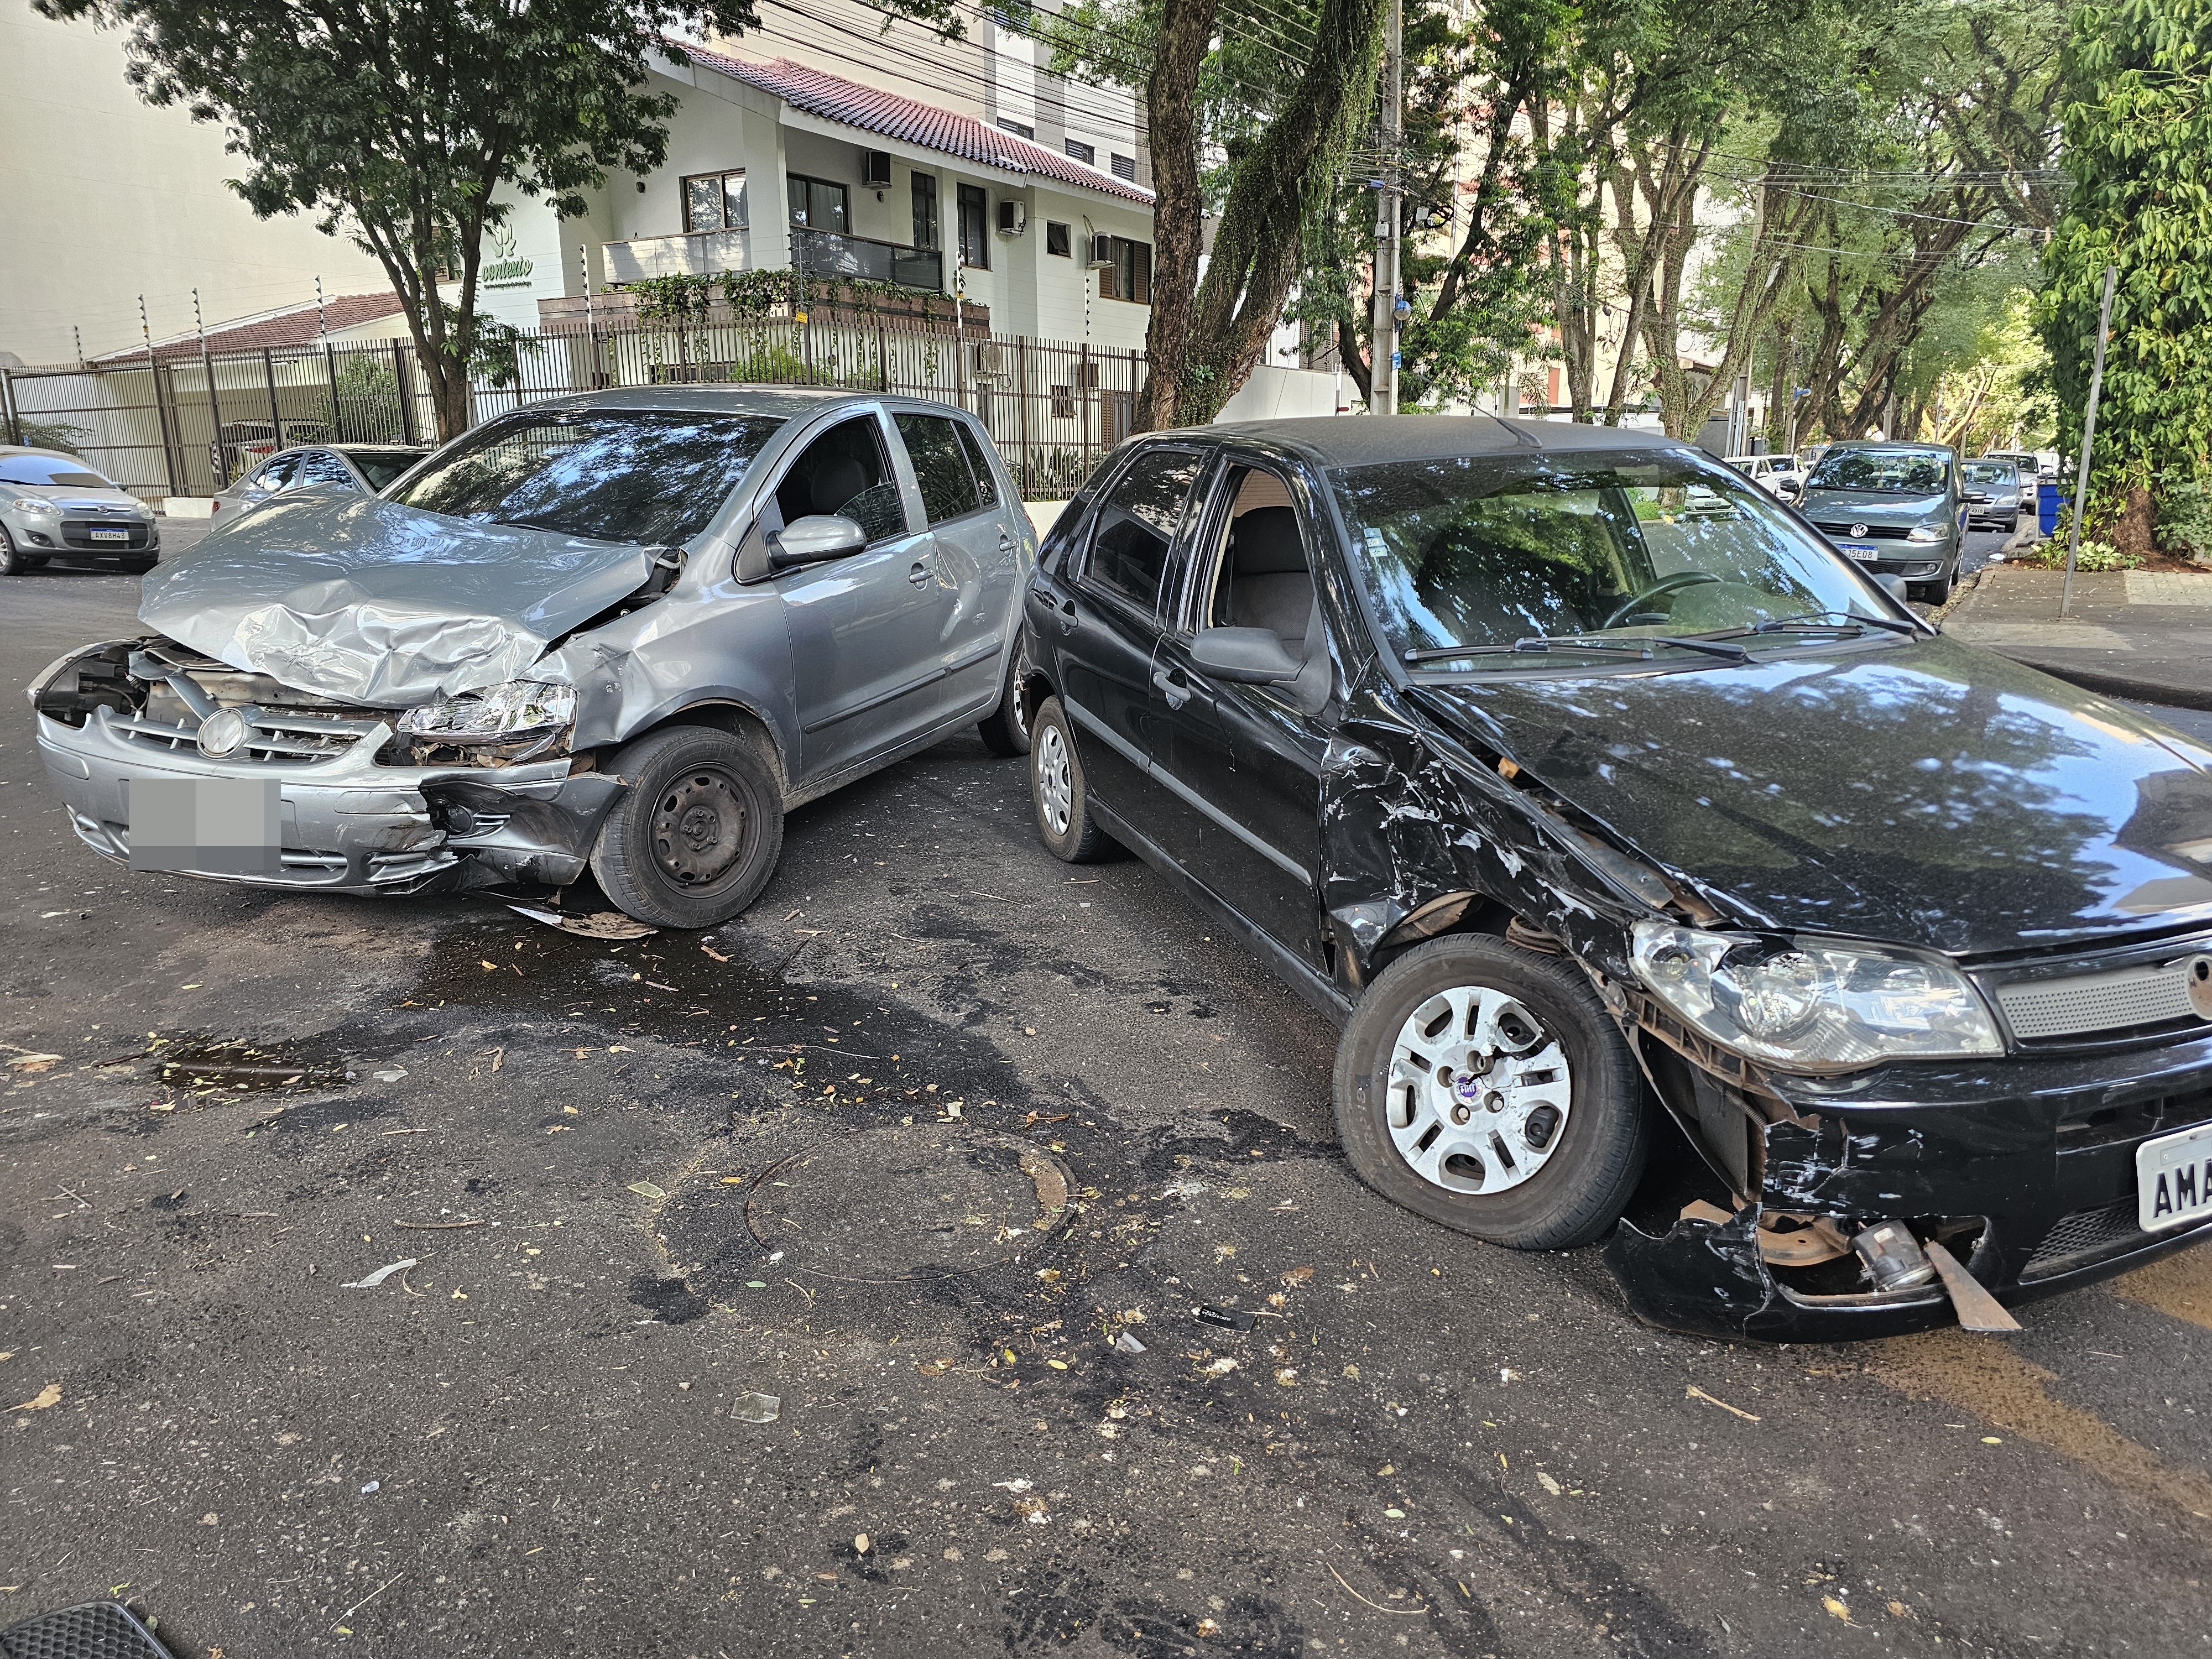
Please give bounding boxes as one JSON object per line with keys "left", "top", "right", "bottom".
{"left": 1134, "top": 0, "right": 1217, "bottom": 433}
{"left": 1764, "top": 320, "right": 1795, "bottom": 449}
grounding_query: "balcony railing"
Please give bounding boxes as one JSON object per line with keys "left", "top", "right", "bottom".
{"left": 604, "top": 228, "right": 750, "bottom": 284}
{"left": 790, "top": 225, "right": 943, "bottom": 293}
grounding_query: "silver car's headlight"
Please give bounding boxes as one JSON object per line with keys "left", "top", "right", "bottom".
{"left": 397, "top": 680, "right": 575, "bottom": 744}
{"left": 1631, "top": 922, "right": 2002, "bottom": 1068}
{"left": 1905, "top": 525, "right": 1945, "bottom": 543}
{"left": 9, "top": 496, "right": 60, "bottom": 517}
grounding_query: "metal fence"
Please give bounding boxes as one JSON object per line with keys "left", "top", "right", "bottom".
{"left": 0, "top": 307, "right": 1150, "bottom": 503}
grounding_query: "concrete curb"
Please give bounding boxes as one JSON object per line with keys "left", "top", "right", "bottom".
{"left": 1998, "top": 655, "right": 2212, "bottom": 713}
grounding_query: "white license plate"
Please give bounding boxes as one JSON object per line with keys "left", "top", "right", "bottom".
{"left": 2137, "top": 1120, "right": 2212, "bottom": 1231}
{"left": 1837, "top": 541, "right": 1882, "bottom": 559}
{"left": 87, "top": 527, "right": 129, "bottom": 542}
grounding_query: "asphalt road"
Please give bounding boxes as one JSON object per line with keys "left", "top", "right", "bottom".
{"left": 3, "top": 552, "right": 2210, "bottom": 1659}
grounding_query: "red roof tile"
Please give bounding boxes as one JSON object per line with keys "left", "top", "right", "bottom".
{"left": 671, "top": 41, "right": 1154, "bottom": 206}
{"left": 96, "top": 294, "right": 408, "bottom": 364}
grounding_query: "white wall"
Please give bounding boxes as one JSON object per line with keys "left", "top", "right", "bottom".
{"left": 0, "top": 11, "right": 389, "bottom": 366}
{"left": 1217, "top": 365, "right": 1344, "bottom": 422}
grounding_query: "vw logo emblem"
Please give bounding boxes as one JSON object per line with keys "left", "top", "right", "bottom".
{"left": 1850, "top": 523, "right": 1869, "bottom": 538}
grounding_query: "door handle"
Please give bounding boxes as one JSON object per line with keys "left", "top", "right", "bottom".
{"left": 999, "top": 529, "right": 1016, "bottom": 551}
{"left": 909, "top": 560, "right": 931, "bottom": 587}
{"left": 1056, "top": 596, "right": 1078, "bottom": 632}
{"left": 1152, "top": 665, "right": 1192, "bottom": 709}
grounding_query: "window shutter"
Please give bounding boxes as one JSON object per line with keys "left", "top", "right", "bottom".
{"left": 1099, "top": 250, "right": 1115, "bottom": 302}
{"left": 1133, "top": 242, "right": 1151, "bottom": 305}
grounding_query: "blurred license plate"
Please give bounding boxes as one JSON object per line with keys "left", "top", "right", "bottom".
{"left": 2138, "top": 1121, "right": 2212, "bottom": 1232}
{"left": 127, "top": 776, "right": 280, "bottom": 874}
{"left": 1837, "top": 541, "right": 1882, "bottom": 559}
{"left": 87, "top": 528, "right": 129, "bottom": 541}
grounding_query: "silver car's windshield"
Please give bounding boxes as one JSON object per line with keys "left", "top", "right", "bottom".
{"left": 1, "top": 455, "right": 117, "bottom": 488}
{"left": 1807, "top": 447, "right": 1950, "bottom": 494}
{"left": 1333, "top": 451, "right": 1895, "bottom": 662}
{"left": 1963, "top": 461, "right": 2015, "bottom": 487}
{"left": 388, "top": 409, "right": 785, "bottom": 545}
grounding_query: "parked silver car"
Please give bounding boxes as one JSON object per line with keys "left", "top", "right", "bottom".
{"left": 212, "top": 442, "right": 432, "bottom": 517}
{"left": 30, "top": 388, "right": 1035, "bottom": 927}
{"left": 1, "top": 447, "right": 159, "bottom": 575}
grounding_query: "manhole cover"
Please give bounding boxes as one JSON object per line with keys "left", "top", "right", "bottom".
{"left": 662, "top": 1125, "right": 1074, "bottom": 1291}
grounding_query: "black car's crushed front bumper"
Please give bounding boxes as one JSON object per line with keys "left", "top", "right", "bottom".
{"left": 1606, "top": 1021, "right": 2212, "bottom": 1340}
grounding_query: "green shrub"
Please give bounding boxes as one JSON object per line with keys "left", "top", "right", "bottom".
{"left": 2156, "top": 477, "right": 2212, "bottom": 564}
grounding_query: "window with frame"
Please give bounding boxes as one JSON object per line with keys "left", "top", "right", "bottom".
{"left": 786, "top": 173, "right": 849, "bottom": 234}
{"left": 953, "top": 420, "right": 999, "bottom": 507}
{"left": 295, "top": 450, "right": 358, "bottom": 489}
{"left": 1098, "top": 236, "right": 1151, "bottom": 304}
{"left": 997, "top": 118, "right": 1035, "bottom": 139}
{"left": 1065, "top": 138, "right": 1095, "bottom": 165}
{"left": 911, "top": 171, "right": 939, "bottom": 250}
{"left": 1110, "top": 153, "right": 1136, "bottom": 181}
{"left": 957, "top": 184, "right": 990, "bottom": 269}
{"left": 1045, "top": 221, "right": 1071, "bottom": 258}
{"left": 684, "top": 170, "right": 749, "bottom": 233}
{"left": 772, "top": 415, "right": 907, "bottom": 546}
{"left": 1083, "top": 447, "right": 1202, "bottom": 613}
{"left": 1050, "top": 384, "right": 1075, "bottom": 419}
{"left": 894, "top": 413, "right": 984, "bottom": 525}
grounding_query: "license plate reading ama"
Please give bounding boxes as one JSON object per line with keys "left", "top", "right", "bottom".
{"left": 2138, "top": 1119, "right": 2212, "bottom": 1232}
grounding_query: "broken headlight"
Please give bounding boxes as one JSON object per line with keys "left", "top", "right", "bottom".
{"left": 397, "top": 681, "right": 575, "bottom": 748}
{"left": 1631, "top": 922, "right": 2002, "bottom": 1068}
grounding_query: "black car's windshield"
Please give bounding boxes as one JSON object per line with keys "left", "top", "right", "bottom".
{"left": 388, "top": 409, "right": 785, "bottom": 544}
{"left": 1333, "top": 451, "right": 1897, "bottom": 662}
{"left": 1963, "top": 460, "right": 2015, "bottom": 487}
{"left": 1806, "top": 447, "right": 1950, "bottom": 494}
{"left": 0, "top": 455, "right": 118, "bottom": 488}
{"left": 343, "top": 450, "right": 424, "bottom": 492}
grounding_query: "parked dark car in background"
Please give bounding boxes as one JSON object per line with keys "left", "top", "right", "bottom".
{"left": 1019, "top": 415, "right": 2212, "bottom": 1340}
{"left": 0, "top": 446, "right": 158, "bottom": 575}
{"left": 32, "top": 388, "right": 1034, "bottom": 928}
{"left": 1963, "top": 456, "right": 2025, "bottom": 532}
{"left": 212, "top": 442, "right": 433, "bottom": 515}
{"left": 1799, "top": 440, "right": 1968, "bottom": 602}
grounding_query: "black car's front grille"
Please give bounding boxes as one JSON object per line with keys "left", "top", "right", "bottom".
{"left": 1813, "top": 521, "right": 1912, "bottom": 540}
{"left": 58, "top": 519, "right": 152, "bottom": 551}
{"left": 2022, "top": 1197, "right": 2146, "bottom": 1280}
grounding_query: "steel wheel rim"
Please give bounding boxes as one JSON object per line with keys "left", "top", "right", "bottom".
{"left": 1384, "top": 983, "right": 1573, "bottom": 1196}
{"left": 651, "top": 768, "right": 750, "bottom": 889}
{"left": 1035, "top": 724, "right": 1072, "bottom": 836}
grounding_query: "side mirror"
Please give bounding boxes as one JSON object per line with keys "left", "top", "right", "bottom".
{"left": 1192, "top": 626, "right": 1303, "bottom": 684}
{"left": 769, "top": 514, "right": 866, "bottom": 568}
{"left": 1875, "top": 573, "right": 1910, "bottom": 602}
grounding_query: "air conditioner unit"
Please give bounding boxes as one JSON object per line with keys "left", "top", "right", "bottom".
{"left": 996, "top": 199, "right": 1026, "bottom": 236}
{"left": 973, "top": 341, "right": 1008, "bottom": 376}
{"left": 1088, "top": 233, "right": 1115, "bottom": 268}
{"left": 861, "top": 150, "right": 894, "bottom": 189}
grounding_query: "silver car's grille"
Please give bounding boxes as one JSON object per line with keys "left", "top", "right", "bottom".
{"left": 1994, "top": 954, "right": 2210, "bottom": 1040}
{"left": 108, "top": 709, "right": 381, "bottom": 764}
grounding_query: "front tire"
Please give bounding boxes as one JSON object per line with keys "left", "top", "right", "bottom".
{"left": 1332, "top": 935, "right": 1647, "bottom": 1249}
{"left": 589, "top": 726, "right": 785, "bottom": 929}
{"left": 1028, "top": 696, "right": 1117, "bottom": 863}
{"left": 0, "top": 527, "right": 22, "bottom": 576}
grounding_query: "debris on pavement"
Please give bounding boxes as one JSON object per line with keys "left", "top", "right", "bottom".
{"left": 341, "top": 1259, "right": 421, "bottom": 1290}
{"left": 9, "top": 1383, "right": 62, "bottom": 1413}
{"left": 1192, "top": 1304, "right": 1258, "bottom": 1332}
{"left": 509, "top": 904, "right": 658, "bottom": 940}
{"left": 1113, "top": 1331, "right": 1148, "bottom": 1355}
{"left": 369, "top": 1066, "right": 409, "bottom": 1084}
{"left": 628, "top": 1181, "right": 667, "bottom": 1201}
{"left": 1686, "top": 1385, "right": 1761, "bottom": 1422}
{"left": 160, "top": 1041, "right": 351, "bottom": 1092}
{"left": 732, "top": 1392, "right": 781, "bottom": 1423}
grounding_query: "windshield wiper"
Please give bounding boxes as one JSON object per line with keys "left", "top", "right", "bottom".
{"left": 1546, "top": 630, "right": 1749, "bottom": 662}
{"left": 1405, "top": 632, "right": 1747, "bottom": 665}
{"left": 1743, "top": 609, "right": 1918, "bottom": 637}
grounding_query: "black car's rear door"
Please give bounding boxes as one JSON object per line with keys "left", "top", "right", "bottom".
{"left": 1038, "top": 445, "right": 1208, "bottom": 827}
{"left": 1147, "top": 453, "right": 1335, "bottom": 968}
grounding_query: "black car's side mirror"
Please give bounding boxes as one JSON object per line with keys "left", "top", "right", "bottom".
{"left": 1193, "top": 626, "right": 1303, "bottom": 684}
{"left": 769, "top": 514, "right": 867, "bottom": 568}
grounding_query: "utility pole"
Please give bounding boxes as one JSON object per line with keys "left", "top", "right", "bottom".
{"left": 2060, "top": 264, "right": 2119, "bottom": 619}
{"left": 1369, "top": 0, "right": 1402, "bottom": 415}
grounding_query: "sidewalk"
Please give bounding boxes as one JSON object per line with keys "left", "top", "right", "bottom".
{"left": 1940, "top": 559, "right": 2212, "bottom": 709}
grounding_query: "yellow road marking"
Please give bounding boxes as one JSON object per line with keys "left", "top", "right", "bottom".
{"left": 2112, "top": 1248, "right": 2212, "bottom": 1332}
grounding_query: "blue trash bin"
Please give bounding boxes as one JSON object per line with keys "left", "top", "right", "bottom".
{"left": 2039, "top": 487, "right": 2063, "bottom": 538}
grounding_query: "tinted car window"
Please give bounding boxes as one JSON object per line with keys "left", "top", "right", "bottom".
{"left": 295, "top": 450, "right": 359, "bottom": 489}
{"left": 953, "top": 421, "right": 999, "bottom": 508}
{"left": 894, "top": 413, "right": 983, "bottom": 525}
{"left": 1335, "top": 452, "right": 1887, "bottom": 655}
{"left": 343, "top": 451, "right": 422, "bottom": 491}
{"left": 1963, "top": 461, "right": 2014, "bottom": 487}
{"left": 1807, "top": 447, "right": 1950, "bottom": 494}
{"left": 389, "top": 409, "right": 785, "bottom": 545}
{"left": 253, "top": 453, "right": 301, "bottom": 492}
{"left": 1084, "top": 448, "right": 1203, "bottom": 613}
{"left": 0, "top": 455, "right": 114, "bottom": 487}
{"left": 774, "top": 415, "right": 907, "bottom": 544}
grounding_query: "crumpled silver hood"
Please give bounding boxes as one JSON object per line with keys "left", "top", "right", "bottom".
{"left": 139, "top": 493, "right": 654, "bottom": 706}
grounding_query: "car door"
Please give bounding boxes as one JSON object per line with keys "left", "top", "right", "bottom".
{"left": 889, "top": 409, "right": 1020, "bottom": 724}
{"left": 1041, "top": 442, "right": 1207, "bottom": 830}
{"left": 764, "top": 408, "right": 951, "bottom": 782}
{"left": 1147, "top": 455, "right": 1335, "bottom": 967}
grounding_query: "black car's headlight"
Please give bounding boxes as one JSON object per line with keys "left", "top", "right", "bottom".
{"left": 398, "top": 680, "right": 575, "bottom": 747}
{"left": 1631, "top": 922, "right": 2002, "bottom": 1068}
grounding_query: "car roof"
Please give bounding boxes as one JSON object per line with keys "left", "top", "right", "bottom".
{"left": 511, "top": 385, "right": 945, "bottom": 420}
{"left": 1173, "top": 415, "right": 1691, "bottom": 469}
{"left": 330, "top": 443, "right": 431, "bottom": 454}
{"left": 1819, "top": 439, "right": 1957, "bottom": 455}
{"left": 0, "top": 445, "right": 85, "bottom": 463}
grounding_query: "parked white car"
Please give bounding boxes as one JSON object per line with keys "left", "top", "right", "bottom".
{"left": 1724, "top": 453, "right": 1805, "bottom": 503}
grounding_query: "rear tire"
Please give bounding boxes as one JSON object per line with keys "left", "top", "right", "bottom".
{"left": 589, "top": 725, "right": 785, "bottom": 929}
{"left": 977, "top": 641, "right": 1032, "bottom": 757}
{"left": 1029, "top": 696, "right": 1117, "bottom": 863}
{"left": 1332, "top": 935, "right": 1647, "bottom": 1249}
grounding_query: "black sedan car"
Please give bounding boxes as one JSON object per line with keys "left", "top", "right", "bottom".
{"left": 1016, "top": 416, "right": 2212, "bottom": 1340}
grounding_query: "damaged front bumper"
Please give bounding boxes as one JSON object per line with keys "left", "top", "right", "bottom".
{"left": 1609, "top": 1019, "right": 2212, "bottom": 1340}
{"left": 34, "top": 696, "right": 627, "bottom": 896}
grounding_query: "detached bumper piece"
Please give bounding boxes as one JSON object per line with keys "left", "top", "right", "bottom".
{"left": 0, "top": 1601, "right": 174, "bottom": 1659}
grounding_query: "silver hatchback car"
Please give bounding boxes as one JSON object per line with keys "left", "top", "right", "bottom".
{"left": 1, "top": 446, "right": 160, "bottom": 575}
{"left": 30, "top": 388, "right": 1036, "bottom": 927}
